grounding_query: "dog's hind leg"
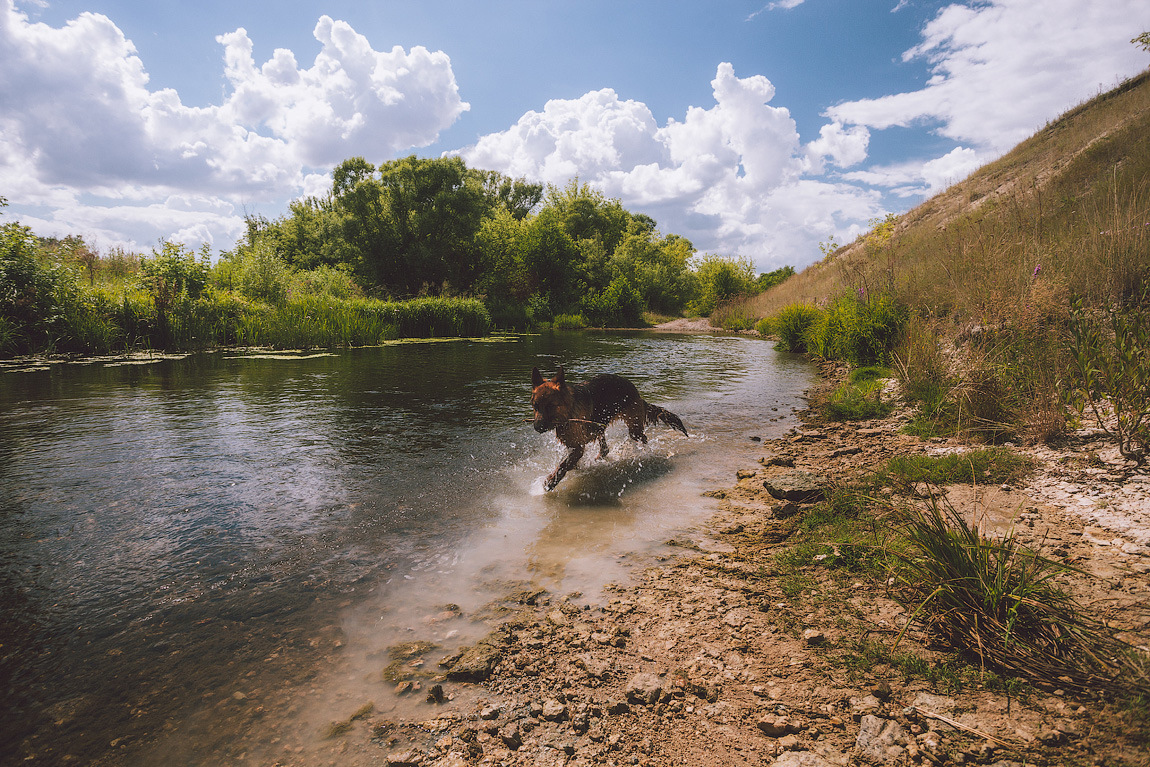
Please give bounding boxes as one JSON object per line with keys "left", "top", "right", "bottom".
{"left": 545, "top": 445, "right": 585, "bottom": 491}
{"left": 623, "top": 401, "right": 649, "bottom": 444}
{"left": 597, "top": 435, "right": 610, "bottom": 459}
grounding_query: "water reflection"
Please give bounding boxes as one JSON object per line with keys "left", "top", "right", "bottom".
{"left": 0, "top": 332, "right": 813, "bottom": 765}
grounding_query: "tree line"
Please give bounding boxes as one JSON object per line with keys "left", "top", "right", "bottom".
{"left": 234, "top": 155, "right": 793, "bottom": 328}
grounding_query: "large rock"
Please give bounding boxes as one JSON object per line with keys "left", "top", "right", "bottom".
{"left": 763, "top": 471, "right": 826, "bottom": 503}
{"left": 446, "top": 639, "right": 502, "bottom": 682}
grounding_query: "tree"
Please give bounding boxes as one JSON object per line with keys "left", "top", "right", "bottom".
{"left": 540, "top": 179, "right": 630, "bottom": 256}
{"left": 611, "top": 227, "right": 696, "bottom": 314}
{"left": 690, "top": 254, "right": 755, "bottom": 316}
{"left": 1133, "top": 31, "right": 1150, "bottom": 52}
{"left": 469, "top": 169, "right": 543, "bottom": 220}
{"left": 754, "top": 265, "right": 796, "bottom": 293}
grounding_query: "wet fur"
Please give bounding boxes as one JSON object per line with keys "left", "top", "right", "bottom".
{"left": 530, "top": 366, "right": 688, "bottom": 491}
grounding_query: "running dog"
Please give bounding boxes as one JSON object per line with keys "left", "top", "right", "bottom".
{"left": 530, "top": 366, "right": 688, "bottom": 491}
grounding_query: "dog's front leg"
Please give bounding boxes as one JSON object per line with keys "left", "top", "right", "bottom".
{"left": 545, "top": 445, "right": 585, "bottom": 491}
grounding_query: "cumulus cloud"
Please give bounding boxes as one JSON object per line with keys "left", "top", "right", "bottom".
{"left": 0, "top": 1, "right": 466, "bottom": 250}
{"left": 828, "top": 0, "right": 1148, "bottom": 153}
{"left": 459, "top": 62, "right": 882, "bottom": 269}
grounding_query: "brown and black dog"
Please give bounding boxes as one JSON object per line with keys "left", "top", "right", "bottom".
{"left": 530, "top": 366, "right": 688, "bottom": 491}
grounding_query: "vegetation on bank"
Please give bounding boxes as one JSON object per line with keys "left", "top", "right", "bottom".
{"left": 744, "top": 70, "right": 1150, "bottom": 457}
{"left": 0, "top": 158, "right": 797, "bottom": 357}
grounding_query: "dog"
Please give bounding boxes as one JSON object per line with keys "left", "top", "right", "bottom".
{"left": 530, "top": 366, "right": 688, "bottom": 491}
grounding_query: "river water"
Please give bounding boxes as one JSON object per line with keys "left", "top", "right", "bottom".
{"left": 0, "top": 331, "right": 814, "bottom": 765}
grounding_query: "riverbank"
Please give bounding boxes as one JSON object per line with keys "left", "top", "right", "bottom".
{"left": 331, "top": 361, "right": 1150, "bottom": 767}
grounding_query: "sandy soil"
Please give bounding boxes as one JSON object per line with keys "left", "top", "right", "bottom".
{"left": 273, "top": 362, "right": 1150, "bottom": 767}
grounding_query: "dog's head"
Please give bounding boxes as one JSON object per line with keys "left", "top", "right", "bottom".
{"left": 530, "top": 365, "right": 574, "bottom": 433}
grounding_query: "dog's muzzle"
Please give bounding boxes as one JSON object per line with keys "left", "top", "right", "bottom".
{"left": 533, "top": 419, "right": 552, "bottom": 433}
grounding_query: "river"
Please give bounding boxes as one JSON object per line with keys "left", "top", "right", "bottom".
{"left": 0, "top": 331, "right": 814, "bottom": 765}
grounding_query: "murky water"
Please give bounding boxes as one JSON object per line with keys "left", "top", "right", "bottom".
{"left": 0, "top": 332, "right": 814, "bottom": 765}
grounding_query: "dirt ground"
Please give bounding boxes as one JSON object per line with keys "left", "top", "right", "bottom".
{"left": 300, "top": 362, "right": 1150, "bottom": 767}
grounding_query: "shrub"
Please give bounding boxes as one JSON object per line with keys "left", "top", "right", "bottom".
{"left": 690, "top": 254, "right": 755, "bottom": 316}
{"left": 583, "top": 276, "right": 643, "bottom": 327}
{"left": 823, "top": 379, "right": 895, "bottom": 421}
{"left": 1067, "top": 295, "right": 1150, "bottom": 465}
{"left": 553, "top": 313, "right": 587, "bottom": 330}
{"left": 754, "top": 317, "right": 773, "bottom": 337}
{"left": 804, "top": 293, "right": 906, "bottom": 366}
{"left": 773, "top": 303, "right": 820, "bottom": 353}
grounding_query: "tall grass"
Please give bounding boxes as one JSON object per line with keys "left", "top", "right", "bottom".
{"left": 895, "top": 497, "right": 1150, "bottom": 697}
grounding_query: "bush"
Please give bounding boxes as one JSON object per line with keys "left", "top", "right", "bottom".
{"left": 1067, "top": 295, "right": 1150, "bottom": 465}
{"left": 553, "top": 313, "right": 587, "bottom": 330}
{"left": 754, "top": 317, "right": 773, "bottom": 337}
{"left": 582, "top": 276, "right": 643, "bottom": 327}
{"left": 773, "top": 303, "right": 820, "bottom": 352}
{"left": 690, "top": 254, "right": 755, "bottom": 316}
{"left": 804, "top": 293, "right": 906, "bottom": 366}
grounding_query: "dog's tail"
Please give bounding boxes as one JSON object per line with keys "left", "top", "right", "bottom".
{"left": 645, "top": 403, "right": 688, "bottom": 436}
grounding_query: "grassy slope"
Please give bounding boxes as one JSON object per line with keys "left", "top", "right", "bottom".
{"left": 746, "top": 68, "right": 1150, "bottom": 320}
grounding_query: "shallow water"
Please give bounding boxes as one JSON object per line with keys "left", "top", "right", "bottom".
{"left": 0, "top": 331, "right": 814, "bottom": 765}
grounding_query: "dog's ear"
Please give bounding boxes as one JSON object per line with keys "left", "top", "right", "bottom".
{"left": 531, "top": 367, "right": 544, "bottom": 388}
{"left": 554, "top": 365, "right": 565, "bottom": 386}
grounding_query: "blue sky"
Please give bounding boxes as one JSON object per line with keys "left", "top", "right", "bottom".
{"left": 2, "top": 0, "right": 1147, "bottom": 271}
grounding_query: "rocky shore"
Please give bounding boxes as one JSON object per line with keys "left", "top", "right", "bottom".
{"left": 313, "top": 364, "right": 1150, "bottom": 767}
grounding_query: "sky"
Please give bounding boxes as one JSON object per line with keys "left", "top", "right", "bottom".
{"left": 1, "top": 0, "right": 1147, "bottom": 272}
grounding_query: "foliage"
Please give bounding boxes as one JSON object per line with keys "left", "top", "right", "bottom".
{"left": 754, "top": 316, "right": 773, "bottom": 337}
{"left": 894, "top": 498, "right": 1149, "bottom": 696}
{"left": 0, "top": 218, "right": 59, "bottom": 355}
{"left": 877, "top": 448, "right": 1035, "bottom": 490}
{"left": 1067, "top": 295, "right": 1150, "bottom": 465}
{"left": 690, "top": 254, "right": 755, "bottom": 316}
{"left": 773, "top": 303, "right": 820, "bottom": 352}
{"left": 754, "top": 265, "right": 796, "bottom": 292}
{"left": 823, "top": 378, "right": 895, "bottom": 421}
{"left": 552, "top": 313, "right": 587, "bottom": 330}
{"left": 803, "top": 293, "right": 906, "bottom": 366}
{"left": 582, "top": 275, "right": 643, "bottom": 327}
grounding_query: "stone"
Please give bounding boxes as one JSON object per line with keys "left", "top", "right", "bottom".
{"left": 574, "top": 655, "right": 611, "bottom": 680}
{"left": 763, "top": 472, "right": 826, "bottom": 503}
{"left": 479, "top": 703, "right": 502, "bottom": 720}
{"left": 761, "top": 456, "right": 797, "bottom": 468}
{"left": 499, "top": 722, "right": 523, "bottom": 750}
{"left": 770, "top": 753, "right": 838, "bottom": 767}
{"left": 758, "top": 716, "right": 791, "bottom": 738}
{"left": 445, "top": 640, "right": 502, "bottom": 682}
{"left": 855, "top": 715, "right": 907, "bottom": 762}
{"left": 802, "top": 628, "right": 826, "bottom": 647}
{"left": 429, "top": 753, "right": 469, "bottom": 767}
{"left": 737, "top": 469, "right": 758, "bottom": 480}
{"left": 774, "top": 501, "right": 800, "bottom": 519}
{"left": 386, "top": 749, "right": 424, "bottom": 766}
{"left": 849, "top": 695, "right": 881, "bottom": 718}
{"left": 625, "top": 672, "right": 664, "bottom": 705}
{"left": 542, "top": 698, "right": 569, "bottom": 722}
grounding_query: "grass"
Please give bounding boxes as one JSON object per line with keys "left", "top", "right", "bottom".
{"left": 876, "top": 448, "right": 1035, "bottom": 490}
{"left": 892, "top": 497, "right": 1150, "bottom": 697}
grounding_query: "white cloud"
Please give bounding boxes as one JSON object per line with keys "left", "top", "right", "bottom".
{"left": 828, "top": 0, "right": 1149, "bottom": 153}
{"left": 0, "top": 1, "right": 466, "bottom": 251}
{"left": 804, "top": 122, "right": 870, "bottom": 174}
{"left": 459, "top": 63, "right": 881, "bottom": 270}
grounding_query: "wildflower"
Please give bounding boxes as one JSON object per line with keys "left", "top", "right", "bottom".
{"left": 1032, "top": 264, "right": 1041, "bottom": 279}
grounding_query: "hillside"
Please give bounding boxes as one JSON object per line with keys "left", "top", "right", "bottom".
{"left": 748, "top": 67, "right": 1150, "bottom": 319}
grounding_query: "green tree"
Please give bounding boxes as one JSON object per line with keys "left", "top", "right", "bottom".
{"left": 611, "top": 226, "right": 696, "bottom": 314}
{"left": 469, "top": 169, "right": 544, "bottom": 220}
{"left": 540, "top": 179, "right": 630, "bottom": 257}
{"left": 139, "top": 241, "right": 210, "bottom": 330}
{"left": 690, "top": 254, "right": 755, "bottom": 316}
{"left": 754, "top": 265, "right": 796, "bottom": 292}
